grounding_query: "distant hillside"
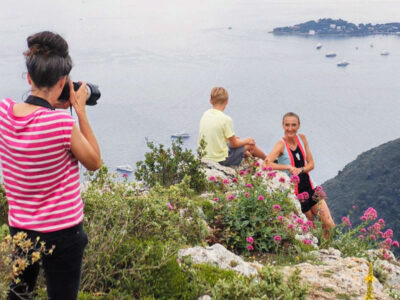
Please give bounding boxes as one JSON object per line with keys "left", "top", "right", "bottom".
{"left": 322, "top": 138, "right": 400, "bottom": 250}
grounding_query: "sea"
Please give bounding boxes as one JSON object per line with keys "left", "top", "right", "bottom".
{"left": 0, "top": 0, "right": 399, "bottom": 184}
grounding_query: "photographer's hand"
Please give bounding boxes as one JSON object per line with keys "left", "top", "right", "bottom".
{"left": 69, "top": 81, "right": 88, "bottom": 117}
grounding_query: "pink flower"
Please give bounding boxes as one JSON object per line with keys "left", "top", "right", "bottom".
{"left": 378, "top": 218, "right": 385, "bottom": 227}
{"left": 392, "top": 241, "right": 399, "bottom": 248}
{"left": 272, "top": 204, "right": 281, "bottom": 211}
{"left": 352, "top": 205, "right": 356, "bottom": 210}
{"left": 373, "top": 223, "right": 381, "bottom": 232}
{"left": 273, "top": 235, "right": 282, "bottom": 242}
{"left": 359, "top": 235, "right": 364, "bottom": 239}
{"left": 362, "top": 207, "right": 378, "bottom": 221}
{"left": 360, "top": 216, "right": 367, "bottom": 222}
{"left": 267, "top": 172, "right": 276, "bottom": 178}
{"left": 223, "top": 178, "right": 230, "bottom": 185}
{"left": 378, "top": 231, "right": 384, "bottom": 238}
{"left": 122, "top": 173, "right": 128, "bottom": 178}
{"left": 245, "top": 192, "right": 250, "bottom": 198}
{"left": 232, "top": 178, "right": 238, "bottom": 183}
{"left": 301, "top": 225, "right": 308, "bottom": 233}
{"left": 296, "top": 193, "right": 304, "bottom": 202}
{"left": 227, "top": 194, "right": 235, "bottom": 201}
{"left": 245, "top": 183, "right": 253, "bottom": 188}
{"left": 255, "top": 161, "right": 261, "bottom": 167}
{"left": 287, "top": 224, "right": 295, "bottom": 230}
{"left": 239, "top": 170, "right": 245, "bottom": 176}
{"left": 306, "top": 220, "right": 314, "bottom": 228}
{"left": 258, "top": 195, "right": 265, "bottom": 201}
{"left": 277, "top": 216, "right": 284, "bottom": 222}
{"left": 383, "top": 252, "right": 391, "bottom": 260}
{"left": 246, "top": 236, "right": 254, "bottom": 244}
{"left": 246, "top": 168, "right": 252, "bottom": 174}
{"left": 341, "top": 216, "right": 352, "bottom": 227}
{"left": 360, "top": 228, "right": 367, "bottom": 234}
{"left": 208, "top": 176, "right": 217, "bottom": 182}
{"left": 290, "top": 175, "right": 300, "bottom": 184}
{"left": 256, "top": 172, "right": 262, "bottom": 177}
{"left": 385, "top": 238, "right": 393, "bottom": 245}
{"left": 214, "top": 197, "right": 220, "bottom": 202}
{"left": 167, "top": 202, "right": 174, "bottom": 210}
{"left": 302, "top": 192, "right": 309, "bottom": 200}
{"left": 370, "top": 235, "right": 376, "bottom": 241}
{"left": 296, "top": 218, "right": 304, "bottom": 225}
{"left": 384, "top": 229, "right": 393, "bottom": 238}
{"left": 292, "top": 214, "right": 298, "bottom": 220}
{"left": 247, "top": 244, "right": 254, "bottom": 251}
{"left": 262, "top": 166, "right": 268, "bottom": 171}
{"left": 279, "top": 177, "right": 286, "bottom": 183}
{"left": 302, "top": 239, "right": 312, "bottom": 245}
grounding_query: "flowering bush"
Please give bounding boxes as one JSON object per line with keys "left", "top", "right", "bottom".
{"left": 329, "top": 206, "right": 399, "bottom": 259}
{"left": 206, "top": 166, "right": 316, "bottom": 254}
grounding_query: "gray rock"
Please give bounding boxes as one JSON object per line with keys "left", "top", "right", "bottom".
{"left": 374, "top": 259, "right": 400, "bottom": 290}
{"left": 178, "top": 243, "right": 260, "bottom": 277}
{"left": 201, "top": 158, "right": 237, "bottom": 180}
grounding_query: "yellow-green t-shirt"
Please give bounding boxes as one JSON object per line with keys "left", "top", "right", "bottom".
{"left": 198, "top": 109, "right": 235, "bottom": 162}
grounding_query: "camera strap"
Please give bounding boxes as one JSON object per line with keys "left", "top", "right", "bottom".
{"left": 24, "top": 95, "right": 55, "bottom": 110}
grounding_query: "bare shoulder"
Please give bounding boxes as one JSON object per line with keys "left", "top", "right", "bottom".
{"left": 299, "top": 133, "right": 308, "bottom": 144}
{"left": 274, "top": 140, "right": 285, "bottom": 154}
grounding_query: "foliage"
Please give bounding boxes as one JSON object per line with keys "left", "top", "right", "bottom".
{"left": 81, "top": 167, "right": 208, "bottom": 296}
{"left": 211, "top": 266, "right": 308, "bottom": 300}
{"left": 326, "top": 207, "right": 399, "bottom": 259}
{"left": 135, "top": 137, "right": 207, "bottom": 192}
{"left": 0, "top": 231, "right": 53, "bottom": 299}
{"left": 0, "top": 183, "right": 7, "bottom": 226}
{"left": 206, "top": 166, "right": 317, "bottom": 255}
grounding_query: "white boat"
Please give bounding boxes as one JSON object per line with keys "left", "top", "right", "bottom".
{"left": 116, "top": 164, "right": 134, "bottom": 172}
{"left": 380, "top": 51, "right": 390, "bottom": 56}
{"left": 316, "top": 43, "right": 322, "bottom": 50}
{"left": 171, "top": 132, "right": 190, "bottom": 139}
{"left": 337, "top": 60, "right": 349, "bottom": 67}
{"left": 325, "top": 53, "right": 337, "bottom": 58}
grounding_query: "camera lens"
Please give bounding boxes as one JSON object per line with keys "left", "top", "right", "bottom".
{"left": 58, "top": 81, "right": 101, "bottom": 106}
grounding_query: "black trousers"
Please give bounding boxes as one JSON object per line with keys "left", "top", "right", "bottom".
{"left": 7, "top": 223, "right": 88, "bottom": 300}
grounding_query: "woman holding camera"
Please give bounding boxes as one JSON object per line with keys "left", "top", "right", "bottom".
{"left": 0, "top": 31, "right": 101, "bottom": 299}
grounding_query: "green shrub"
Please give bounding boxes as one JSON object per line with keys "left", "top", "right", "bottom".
{"left": 0, "top": 183, "right": 7, "bottom": 226}
{"left": 135, "top": 138, "right": 207, "bottom": 192}
{"left": 81, "top": 167, "right": 208, "bottom": 295}
{"left": 206, "top": 168, "right": 313, "bottom": 255}
{"left": 211, "top": 266, "right": 308, "bottom": 300}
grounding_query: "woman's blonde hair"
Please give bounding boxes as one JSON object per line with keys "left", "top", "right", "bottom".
{"left": 210, "top": 87, "right": 229, "bottom": 105}
{"left": 282, "top": 112, "right": 300, "bottom": 124}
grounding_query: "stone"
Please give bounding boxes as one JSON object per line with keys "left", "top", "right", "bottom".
{"left": 178, "top": 243, "right": 260, "bottom": 277}
{"left": 374, "top": 258, "right": 400, "bottom": 290}
{"left": 198, "top": 296, "right": 211, "bottom": 300}
{"left": 281, "top": 249, "right": 390, "bottom": 299}
{"left": 201, "top": 159, "right": 237, "bottom": 180}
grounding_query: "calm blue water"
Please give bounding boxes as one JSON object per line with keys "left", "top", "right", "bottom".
{"left": 1, "top": 0, "right": 399, "bottom": 184}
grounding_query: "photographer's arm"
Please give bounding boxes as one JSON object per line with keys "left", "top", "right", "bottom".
{"left": 69, "top": 81, "right": 101, "bottom": 171}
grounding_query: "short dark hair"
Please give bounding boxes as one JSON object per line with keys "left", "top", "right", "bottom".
{"left": 282, "top": 112, "right": 300, "bottom": 124}
{"left": 24, "top": 31, "right": 72, "bottom": 88}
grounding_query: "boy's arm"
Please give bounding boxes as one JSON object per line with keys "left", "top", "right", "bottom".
{"left": 228, "top": 135, "right": 255, "bottom": 148}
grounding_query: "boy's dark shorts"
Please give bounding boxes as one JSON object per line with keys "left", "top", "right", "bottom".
{"left": 219, "top": 143, "right": 245, "bottom": 166}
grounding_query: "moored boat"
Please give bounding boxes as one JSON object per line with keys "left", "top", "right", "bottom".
{"left": 325, "top": 52, "right": 337, "bottom": 58}
{"left": 337, "top": 60, "right": 349, "bottom": 67}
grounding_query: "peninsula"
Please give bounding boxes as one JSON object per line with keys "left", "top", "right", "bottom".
{"left": 273, "top": 18, "right": 400, "bottom": 36}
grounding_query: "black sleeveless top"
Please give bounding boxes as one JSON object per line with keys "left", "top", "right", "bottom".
{"left": 290, "top": 146, "right": 315, "bottom": 198}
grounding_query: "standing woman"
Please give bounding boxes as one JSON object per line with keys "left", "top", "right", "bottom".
{"left": 0, "top": 31, "right": 101, "bottom": 299}
{"left": 263, "top": 112, "right": 334, "bottom": 237}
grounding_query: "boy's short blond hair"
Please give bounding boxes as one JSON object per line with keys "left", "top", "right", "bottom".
{"left": 210, "top": 87, "right": 229, "bottom": 105}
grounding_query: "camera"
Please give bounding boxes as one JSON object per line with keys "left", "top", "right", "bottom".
{"left": 58, "top": 81, "right": 101, "bottom": 106}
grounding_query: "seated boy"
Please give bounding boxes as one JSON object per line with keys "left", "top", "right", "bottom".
{"left": 198, "top": 87, "right": 266, "bottom": 166}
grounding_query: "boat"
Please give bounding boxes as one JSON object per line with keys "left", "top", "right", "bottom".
{"left": 316, "top": 43, "right": 322, "bottom": 50}
{"left": 337, "top": 60, "right": 349, "bottom": 67}
{"left": 171, "top": 132, "right": 190, "bottom": 139}
{"left": 380, "top": 51, "right": 390, "bottom": 56}
{"left": 116, "top": 164, "right": 134, "bottom": 173}
{"left": 325, "top": 53, "right": 337, "bottom": 58}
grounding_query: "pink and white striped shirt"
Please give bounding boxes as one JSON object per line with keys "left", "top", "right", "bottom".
{"left": 0, "top": 98, "right": 83, "bottom": 232}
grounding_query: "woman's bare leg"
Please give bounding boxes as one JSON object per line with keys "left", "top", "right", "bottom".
{"left": 311, "top": 200, "right": 335, "bottom": 239}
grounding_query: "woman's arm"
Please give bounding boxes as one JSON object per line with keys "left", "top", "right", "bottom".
{"left": 69, "top": 81, "right": 101, "bottom": 171}
{"left": 299, "top": 134, "right": 314, "bottom": 173}
{"left": 262, "top": 141, "right": 294, "bottom": 172}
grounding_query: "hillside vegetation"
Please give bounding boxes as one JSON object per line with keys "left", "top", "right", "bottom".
{"left": 323, "top": 138, "right": 400, "bottom": 253}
